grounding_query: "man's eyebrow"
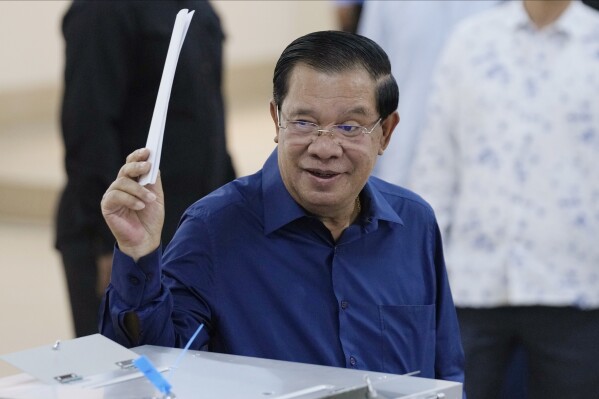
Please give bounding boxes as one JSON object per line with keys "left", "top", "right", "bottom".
{"left": 286, "top": 107, "right": 317, "bottom": 118}
{"left": 341, "top": 106, "right": 370, "bottom": 117}
{"left": 286, "top": 106, "right": 373, "bottom": 120}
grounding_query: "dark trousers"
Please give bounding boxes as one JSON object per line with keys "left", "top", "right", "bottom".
{"left": 457, "top": 306, "right": 599, "bottom": 399}
{"left": 499, "top": 344, "right": 528, "bottom": 399}
{"left": 60, "top": 238, "right": 102, "bottom": 337}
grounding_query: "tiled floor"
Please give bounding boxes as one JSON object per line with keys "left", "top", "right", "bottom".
{"left": 0, "top": 101, "right": 275, "bottom": 377}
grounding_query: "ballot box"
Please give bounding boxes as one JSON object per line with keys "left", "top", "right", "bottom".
{"left": 0, "top": 334, "right": 462, "bottom": 399}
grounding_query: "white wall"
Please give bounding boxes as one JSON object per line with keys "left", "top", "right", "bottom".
{"left": 212, "top": 0, "right": 336, "bottom": 66}
{"left": 0, "top": 1, "right": 69, "bottom": 92}
{"left": 0, "top": 0, "right": 336, "bottom": 93}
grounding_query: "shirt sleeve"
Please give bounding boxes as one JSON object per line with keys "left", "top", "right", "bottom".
{"left": 99, "top": 246, "right": 173, "bottom": 347}
{"left": 100, "top": 211, "right": 214, "bottom": 350}
{"left": 430, "top": 219, "right": 466, "bottom": 388}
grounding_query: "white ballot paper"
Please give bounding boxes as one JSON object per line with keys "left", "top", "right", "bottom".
{"left": 139, "top": 9, "right": 195, "bottom": 186}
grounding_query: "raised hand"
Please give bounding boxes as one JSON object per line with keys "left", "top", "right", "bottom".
{"left": 101, "top": 148, "right": 165, "bottom": 261}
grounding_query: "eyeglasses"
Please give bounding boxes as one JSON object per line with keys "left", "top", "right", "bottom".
{"left": 277, "top": 108, "right": 382, "bottom": 140}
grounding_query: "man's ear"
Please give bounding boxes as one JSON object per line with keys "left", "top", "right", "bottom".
{"left": 378, "top": 111, "right": 400, "bottom": 155}
{"left": 270, "top": 101, "right": 280, "bottom": 143}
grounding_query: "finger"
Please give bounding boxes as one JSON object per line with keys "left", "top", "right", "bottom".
{"left": 112, "top": 176, "right": 157, "bottom": 202}
{"left": 125, "top": 148, "right": 150, "bottom": 164}
{"left": 117, "top": 159, "right": 152, "bottom": 180}
{"left": 102, "top": 188, "right": 147, "bottom": 213}
{"left": 102, "top": 185, "right": 157, "bottom": 214}
{"left": 103, "top": 177, "right": 157, "bottom": 208}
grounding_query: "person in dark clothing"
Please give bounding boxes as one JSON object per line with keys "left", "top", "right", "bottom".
{"left": 333, "top": 0, "right": 364, "bottom": 34}
{"left": 56, "top": 0, "right": 235, "bottom": 337}
{"left": 583, "top": 0, "right": 599, "bottom": 11}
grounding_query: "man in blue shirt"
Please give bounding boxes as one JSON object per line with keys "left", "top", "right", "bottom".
{"left": 100, "top": 31, "right": 464, "bottom": 383}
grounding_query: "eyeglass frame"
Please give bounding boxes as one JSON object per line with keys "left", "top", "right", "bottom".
{"left": 276, "top": 107, "right": 382, "bottom": 140}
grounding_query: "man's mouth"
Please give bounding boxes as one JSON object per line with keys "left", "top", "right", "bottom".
{"left": 306, "top": 169, "right": 339, "bottom": 179}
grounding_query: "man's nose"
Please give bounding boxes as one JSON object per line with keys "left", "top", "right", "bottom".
{"left": 308, "top": 130, "right": 343, "bottom": 157}
{"left": 316, "top": 128, "right": 335, "bottom": 137}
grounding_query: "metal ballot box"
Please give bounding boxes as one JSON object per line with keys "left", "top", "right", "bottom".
{"left": 0, "top": 335, "right": 462, "bottom": 399}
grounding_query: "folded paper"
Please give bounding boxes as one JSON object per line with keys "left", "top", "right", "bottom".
{"left": 139, "top": 9, "right": 195, "bottom": 186}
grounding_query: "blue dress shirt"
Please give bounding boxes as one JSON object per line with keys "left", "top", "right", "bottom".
{"left": 101, "top": 150, "right": 464, "bottom": 383}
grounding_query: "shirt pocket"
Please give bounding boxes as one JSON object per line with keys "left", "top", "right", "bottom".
{"left": 379, "top": 304, "right": 436, "bottom": 376}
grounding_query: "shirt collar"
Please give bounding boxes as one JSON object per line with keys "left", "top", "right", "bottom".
{"left": 505, "top": 0, "right": 589, "bottom": 39}
{"left": 361, "top": 179, "right": 404, "bottom": 226}
{"left": 262, "top": 150, "right": 403, "bottom": 235}
{"left": 262, "top": 150, "right": 306, "bottom": 235}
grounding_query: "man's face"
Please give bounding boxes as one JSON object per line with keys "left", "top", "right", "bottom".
{"left": 270, "top": 64, "right": 396, "bottom": 219}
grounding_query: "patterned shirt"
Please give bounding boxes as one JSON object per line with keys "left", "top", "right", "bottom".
{"left": 359, "top": 0, "right": 499, "bottom": 186}
{"left": 410, "top": 1, "right": 599, "bottom": 309}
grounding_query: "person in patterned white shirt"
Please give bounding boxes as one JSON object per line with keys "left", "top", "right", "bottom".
{"left": 358, "top": 0, "right": 499, "bottom": 187}
{"left": 410, "top": 1, "right": 599, "bottom": 398}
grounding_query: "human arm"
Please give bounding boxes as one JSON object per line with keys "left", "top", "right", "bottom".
{"left": 431, "top": 220, "right": 465, "bottom": 386}
{"left": 100, "top": 148, "right": 163, "bottom": 260}
{"left": 100, "top": 154, "right": 212, "bottom": 348}
{"left": 99, "top": 233, "right": 213, "bottom": 350}
{"left": 99, "top": 147, "right": 165, "bottom": 345}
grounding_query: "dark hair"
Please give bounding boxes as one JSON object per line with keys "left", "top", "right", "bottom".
{"left": 273, "top": 30, "right": 399, "bottom": 120}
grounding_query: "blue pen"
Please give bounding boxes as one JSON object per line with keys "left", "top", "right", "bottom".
{"left": 134, "top": 323, "right": 204, "bottom": 396}
{"left": 133, "top": 355, "right": 172, "bottom": 395}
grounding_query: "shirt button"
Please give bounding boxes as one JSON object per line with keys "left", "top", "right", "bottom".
{"left": 349, "top": 356, "right": 357, "bottom": 367}
{"left": 340, "top": 300, "right": 349, "bottom": 310}
{"left": 128, "top": 275, "right": 140, "bottom": 285}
